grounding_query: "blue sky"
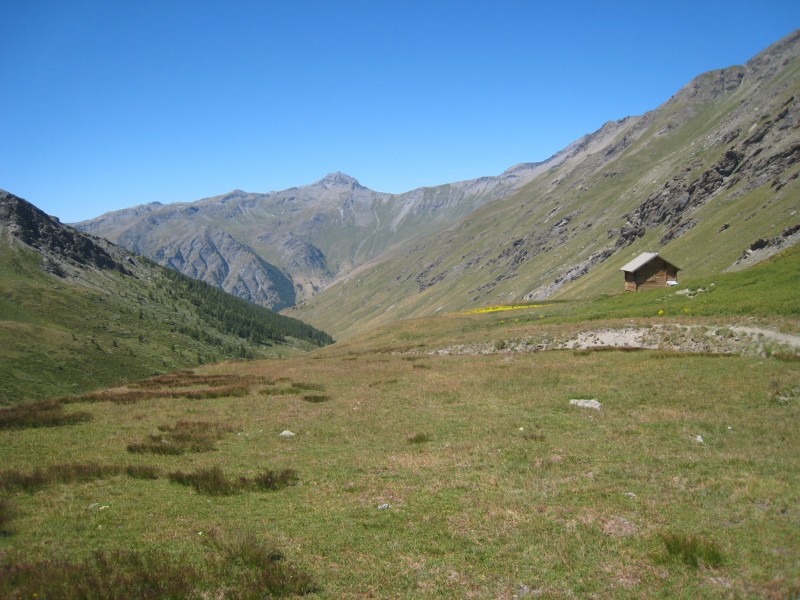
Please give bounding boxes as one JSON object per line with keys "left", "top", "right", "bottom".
{"left": 2, "top": 1, "right": 799, "bottom": 223}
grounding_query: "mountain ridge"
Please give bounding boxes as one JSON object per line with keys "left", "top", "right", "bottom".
{"left": 77, "top": 163, "right": 550, "bottom": 308}
{"left": 76, "top": 30, "right": 800, "bottom": 338}
{"left": 288, "top": 29, "right": 800, "bottom": 336}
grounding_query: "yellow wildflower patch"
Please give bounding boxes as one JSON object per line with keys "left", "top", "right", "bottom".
{"left": 464, "top": 303, "right": 546, "bottom": 315}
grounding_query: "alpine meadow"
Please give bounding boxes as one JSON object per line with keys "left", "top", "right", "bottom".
{"left": 1, "top": 26, "right": 800, "bottom": 600}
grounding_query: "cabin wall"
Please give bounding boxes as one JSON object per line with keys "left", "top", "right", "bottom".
{"left": 624, "top": 272, "right": 637, "bottom": 292}
{"left": 625, "top": 258, "right": 679, "bottom": 291}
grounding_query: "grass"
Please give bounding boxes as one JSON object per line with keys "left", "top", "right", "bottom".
{"left": 0, "top": 538, "right": 319, "bottom": 599}
{"left": 1, "top": 340, "right": 797, "bottom": 598}
{"left": 1, "top": 246, "right": 799, "bottom": 597}
{"left": 0, "top": 240, "right": 330, "bottom": 405}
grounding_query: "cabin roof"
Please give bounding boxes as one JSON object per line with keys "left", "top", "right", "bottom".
{"left": 619, "top": 252, "right": 680, "bottom": 273}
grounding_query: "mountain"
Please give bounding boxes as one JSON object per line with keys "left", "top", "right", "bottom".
{"left": 288, "top": 30, "right": 800, "bottom": 337}
{"left": 77, "top": 31, "right": 800, "bottom": 339}
{"left": 76, "top": 166, "right": 550, "bottom": 309}
{"left": 0, "top": 191, "right": 332, "bottom": 403}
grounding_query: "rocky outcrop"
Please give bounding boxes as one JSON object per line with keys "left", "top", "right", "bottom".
{"left": 727, "top": 224, "right": 800, "bottom": 271}
{"left": 150, "top": 228, "right": 296, "bottom": 310}
{"left": 0, "top": 190, "right": 131, "bottom": 278}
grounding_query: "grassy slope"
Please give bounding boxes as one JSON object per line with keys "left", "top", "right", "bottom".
{"left": 291, "top": 55, "right": 800, "bottom": 340}
{"left": 1, "top": 248, "right": 798, "bottom": 598}
{"left": 0, "top": 237, "right": 331, "bottom": 405}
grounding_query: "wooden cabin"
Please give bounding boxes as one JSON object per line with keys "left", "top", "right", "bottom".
{"left": 620, "top": 252, "right": 680, "bottom": 292}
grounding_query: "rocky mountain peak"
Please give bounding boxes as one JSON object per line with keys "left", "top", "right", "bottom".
{"left": 315, "top": 172, "right": 364, "bottom": 190}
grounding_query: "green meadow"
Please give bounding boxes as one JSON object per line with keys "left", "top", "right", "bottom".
{"left": 1, "top": 248, "right": 798, "bottom": 598}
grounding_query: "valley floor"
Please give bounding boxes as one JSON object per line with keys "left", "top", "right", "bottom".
{"left": 1, "top": 313, "right": 798, "bottom": 598}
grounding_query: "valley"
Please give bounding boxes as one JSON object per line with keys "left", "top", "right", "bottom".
{"left": 1, "top": 28, "right": 799, "bottom": 600}
{"left": 1, "top": 248, "right": 798, "bottom": 597}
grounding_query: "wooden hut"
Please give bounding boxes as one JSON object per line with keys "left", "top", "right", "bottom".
{"left": 620, "top": 252, "right": 680, "bottom": 292}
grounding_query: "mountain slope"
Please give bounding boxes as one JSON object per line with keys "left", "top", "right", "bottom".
{"left": 290, "top": 30, "right": 800, "bottom": 337}
{"left": 77, "top": 166, "right": 550, "bottom": 309}
{"left": 0, "top": 191, "right": 332, "bottom": 404}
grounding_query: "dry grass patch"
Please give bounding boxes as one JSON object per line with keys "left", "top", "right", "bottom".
{"left": 167, "top": 466, "right": 300, "bottom": 496}
{"left": 127, "top": 420, "right": 233, "bottom": 455}
{"left": 0, "top": 400, "right": 91, "bottom": 430}
{"left": 62, "top": 372, "right": 265, "bottom": 405}
{"left": 0, "top": 536, "right": 319, "bottom": 599}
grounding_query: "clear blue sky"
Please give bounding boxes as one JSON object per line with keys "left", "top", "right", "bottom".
{"left": 2, "top": 1, "right": 798, "bottom": 223}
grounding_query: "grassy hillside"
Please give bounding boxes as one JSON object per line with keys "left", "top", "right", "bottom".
{"left": 291, "top": 33, "right": 800, "bottom": 339}
{"left": 314, "top": 245, "right": 800, "bottom": 360}
{"left": 0, "top": 232, "right": 332, "bottom": 404}
{"left": 1, "top": 272, "right": 797, "bottom": 597}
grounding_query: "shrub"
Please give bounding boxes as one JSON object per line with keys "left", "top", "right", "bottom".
{"left": 124, "top": 465, "right": 161, "bottom": 480}
{"left": 0, "top": 400, "right": 92, "bottom": 430}
{"left": 168, "top": 467, "right": 238, "bottom": 496}
{"left": 169, "top": 466, "right": 299, "bottom": 495}
{"left": 0, "top": 498, "right": 14, "bottom": 536}
{"left": 127, "top": 421, "right": 231, "bottom": 455}
{"left": 659, "top": 532, "right": 724, "bottom": 568}
{"left": 0, "top": 546, "right": 320, "bottom": 599}
{"left": 302, "top": 394, "right": 330, "bottom": 403}
{"left": 127, "top": 442, "right": 185, "bottom": 455}
{"left": 246, "top": 469, "right": 299, "bottom": 492}
{"left": 205, "top": 532, "right": 320, "bottom": 596}
{"left": 0, "top": 463, "right": 121, "bottom": 492}
{"left": 0, "top": 550, "right": 202, "bottom": 599}
{"left": 290, "top": 381, "right": 324, "bottom": 391}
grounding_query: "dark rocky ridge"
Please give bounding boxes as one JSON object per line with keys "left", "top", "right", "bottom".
{"left": 0, "top": 190, "right": 131, "bottom": 278}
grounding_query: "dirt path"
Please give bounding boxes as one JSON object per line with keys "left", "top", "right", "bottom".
{"left": 428, "top": 323, "right": 800, "bottom": 357}
{"left": 729, "top": 326, "right": 800, "bottom": 349}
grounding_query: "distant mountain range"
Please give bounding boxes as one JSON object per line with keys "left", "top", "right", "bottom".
{"left": 76, "top": 165, "right": 549, "bottom": 310}
{"left": 77, "top": 30, "right": 800, "bottom": 338}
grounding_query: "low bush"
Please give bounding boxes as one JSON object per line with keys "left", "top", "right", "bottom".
{"left": 302, "top": 394, "right": 330, "bottom": 403}
{"left": 168, "top": 467, "right": 300, "bottom": 495}
{"left": 124, "top": 465, "right": 161, "bottom": 480}
{"left": 659, "top": 532, "right": 724, "bottom": 568}
{"left": 407, "top": 433, "right": 431, "bottom": 444}
{"left": 204, "top": 532, "right": 320, "bottom": 596}
{"left": 0, "top": 463, "right": 122, "bottom": 492}
{"left": 168, "top": 467, "right": 238, "bottom": 496}
{"left": 0, "top": 498, "right": 14, "bottom": 536}
{"left": 128, "top": 421, "right": 231, "bottom": 455}
{"left": 290, "top": 382, "right": 324, "bottom": 391}
{"left": 0, "top": 400, "right": 92, "bottom": 430}
{"left": 0, "top": 550, "right": 200, "bottom": 599}
{"left": 246, "top": 469, "right": 299, "bottom": 492}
